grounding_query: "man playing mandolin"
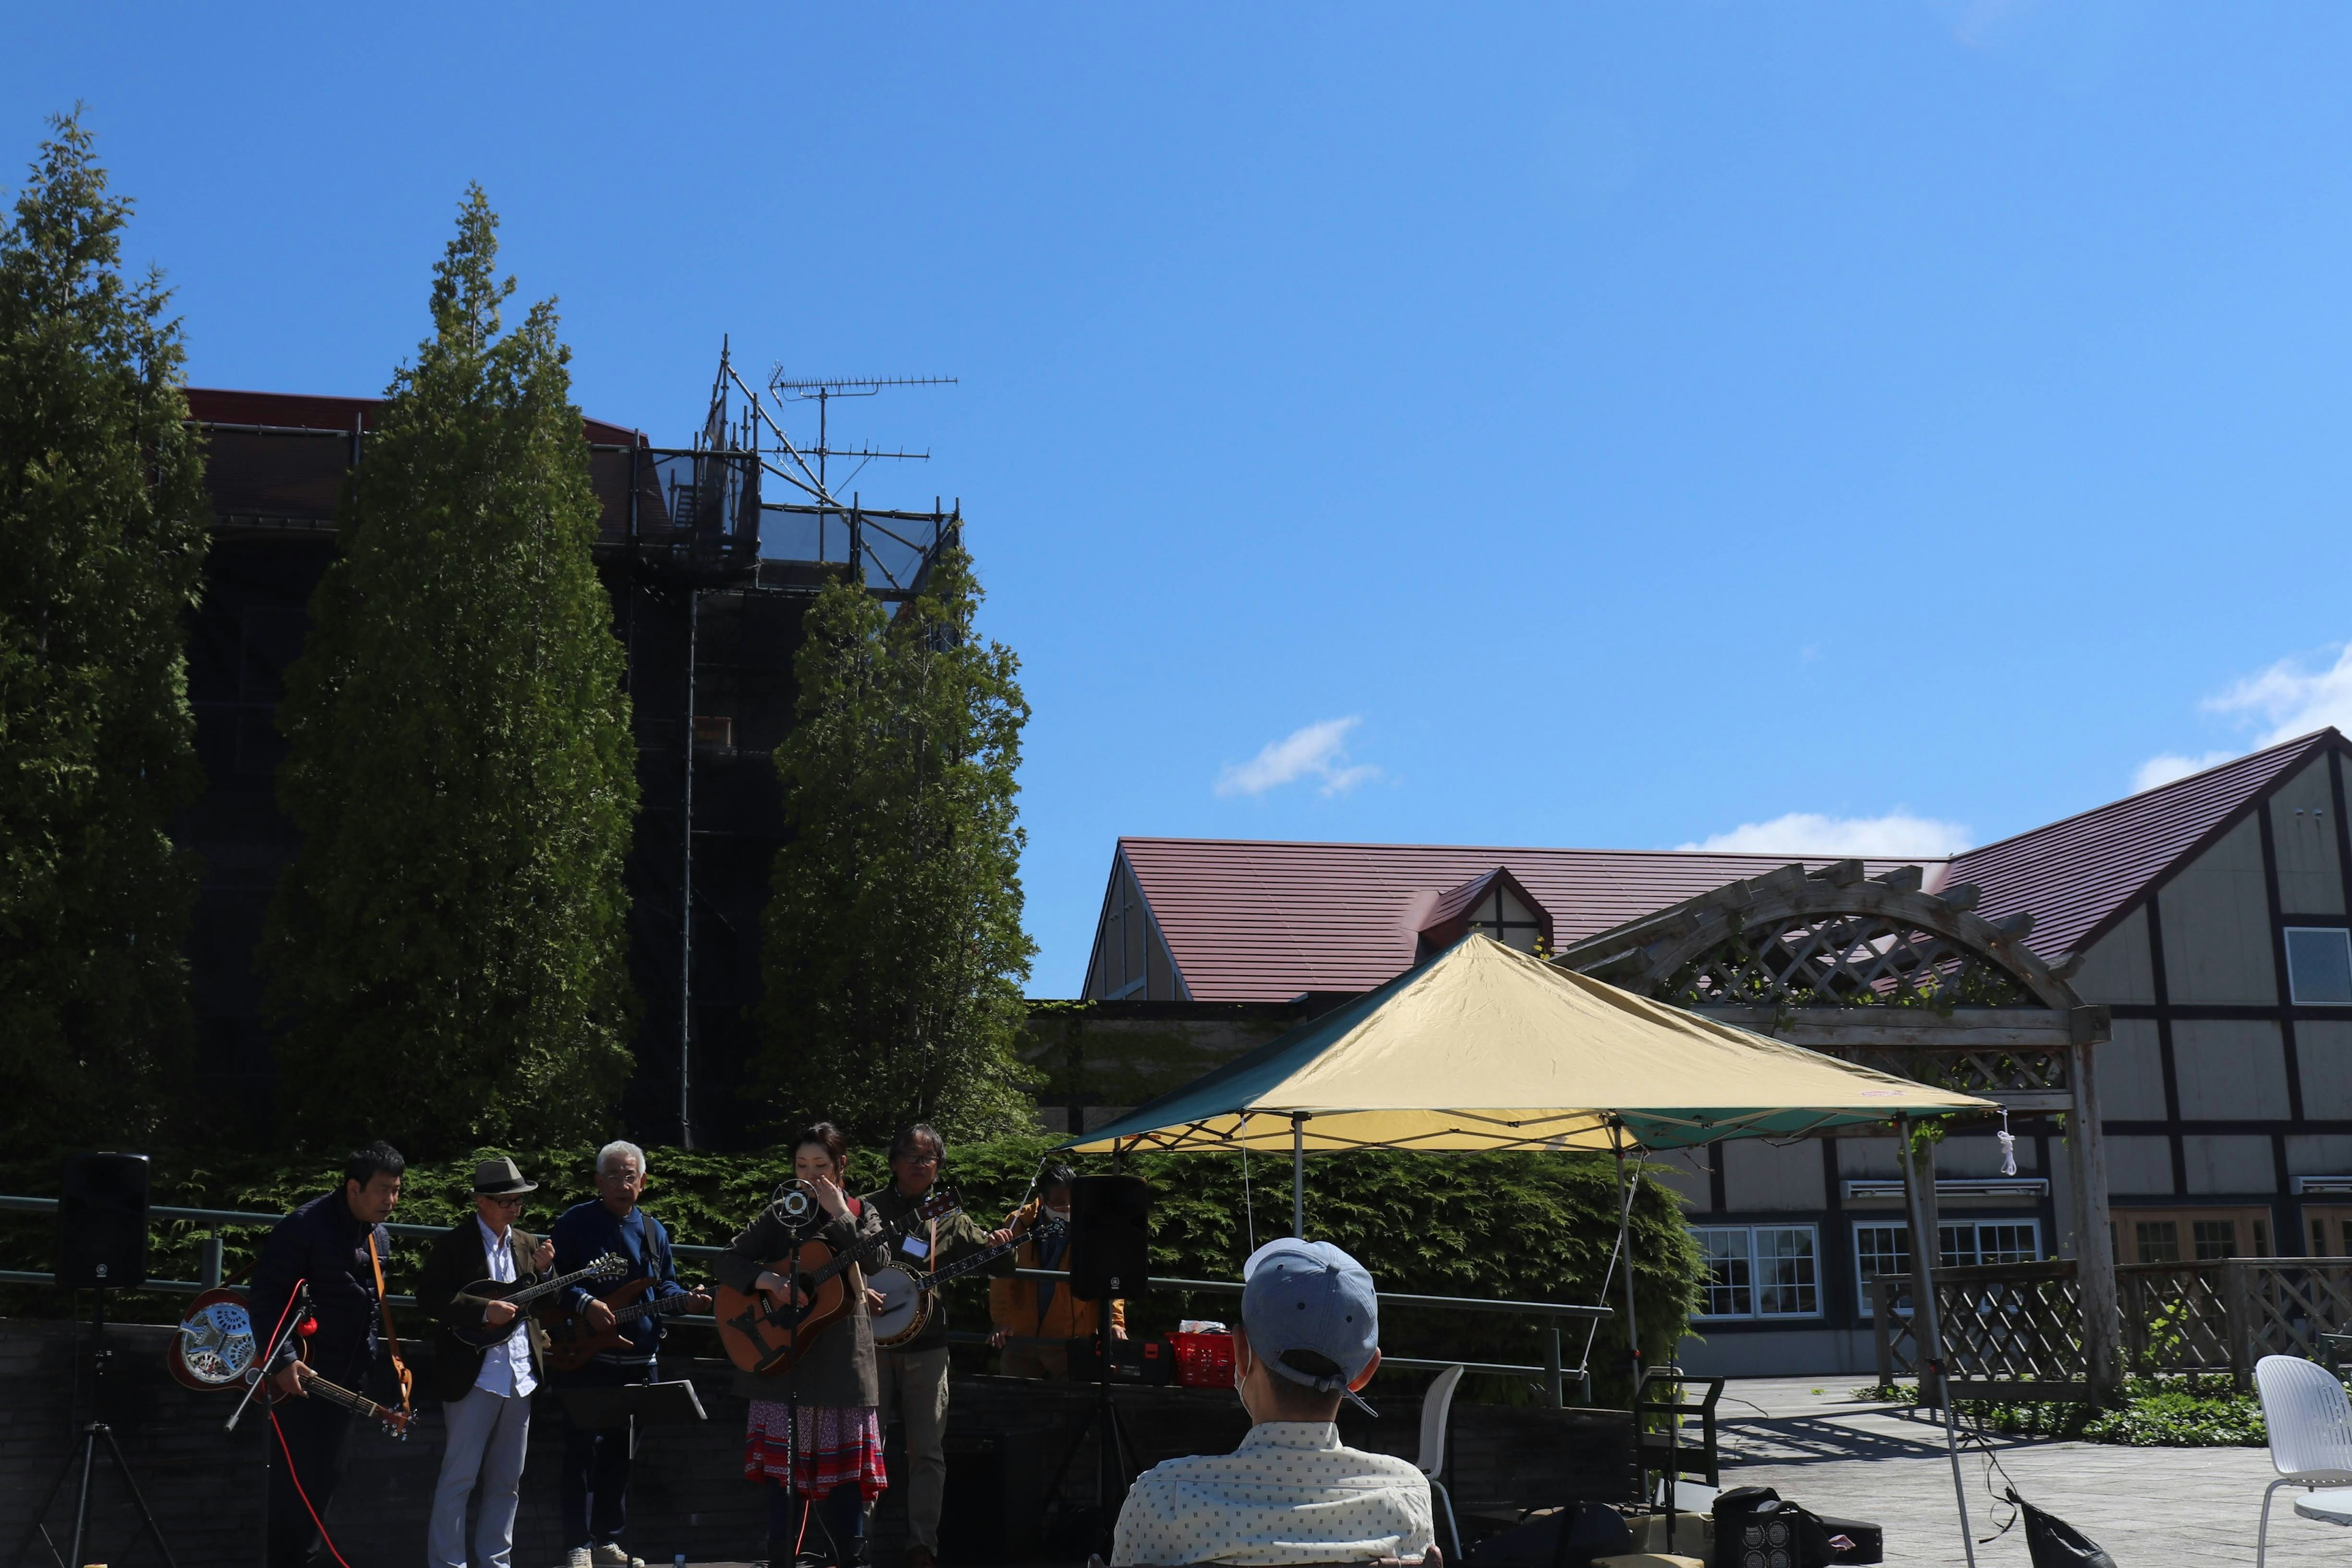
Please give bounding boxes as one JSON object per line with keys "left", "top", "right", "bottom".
{"left": 549, "top": 1140, "right": 711, "bottom": 1568}
{"left": 417, "top": 1156, "right": 557, "bottom": 1568}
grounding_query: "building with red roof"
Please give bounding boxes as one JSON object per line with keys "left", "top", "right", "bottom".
{"left": 1071, "top": 729, "right": 2352, "bottom": 1375}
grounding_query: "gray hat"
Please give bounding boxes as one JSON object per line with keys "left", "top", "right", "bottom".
{"left": 471, "top": 1157, "right": 538, "bottom": 1196}
{"left": 1242, "top": 1238, "right": 1380, "bottom": 1413}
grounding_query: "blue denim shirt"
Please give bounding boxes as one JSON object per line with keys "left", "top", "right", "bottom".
{"left": 551, "top": 1200, "right": 682, "bottom": 1363}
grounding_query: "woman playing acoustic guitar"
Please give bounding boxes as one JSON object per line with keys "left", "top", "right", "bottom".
{"left": 718, "top": 1123, "right": 888, "bottom": 1568}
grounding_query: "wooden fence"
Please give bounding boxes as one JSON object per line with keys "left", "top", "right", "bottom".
{"left": 1875, "top": 1257, "right": 2352, "bottom": 1396}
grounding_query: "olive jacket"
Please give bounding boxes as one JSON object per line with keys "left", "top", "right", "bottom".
{"left": 716, "top": 1196, "right": 885, "bottom": 1406}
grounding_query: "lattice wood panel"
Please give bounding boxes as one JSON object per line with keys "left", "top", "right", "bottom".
{"left": 2236, "top": 1260, "right": 2352, "bottom": 1364}
{"left": 1833, "top": 1045, "right": 2070, "bottom": 1098}
{"left": 2118, "top": 1261, "right": 2234, "bottom": 1373}
{"left": 1934, "top": 1261, "right": 2084, "bottom": 1385}
{"left": 1661, "top": 909, "right": 2042, "bottom": 1011}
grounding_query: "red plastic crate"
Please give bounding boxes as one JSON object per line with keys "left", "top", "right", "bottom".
{"left": 1172, "top": 1329, "right": 1235, "bottom": 1389}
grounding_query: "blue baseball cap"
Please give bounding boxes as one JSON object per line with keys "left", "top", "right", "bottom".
{"left": 1241, "top": 1238, "right": 1381, "bottom": 1413}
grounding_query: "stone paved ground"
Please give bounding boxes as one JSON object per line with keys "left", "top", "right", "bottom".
{"left": 1709, "top": 1377, "right": 2349, "bottom": 1567}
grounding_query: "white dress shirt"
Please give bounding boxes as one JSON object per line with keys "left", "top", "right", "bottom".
{"left": 1112, "top": 1420, "right": 1433, "bottom": 1566}
{"left": 471, "top": 1216, "right": 538, "bottom": 1399}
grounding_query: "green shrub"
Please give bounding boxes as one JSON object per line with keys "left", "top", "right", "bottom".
{"left": 0, "top": 1135, "right": 1697, "bottom": 1406}
{"left": 1855, "top": 1374, "right": 2268, "bottom": 1446}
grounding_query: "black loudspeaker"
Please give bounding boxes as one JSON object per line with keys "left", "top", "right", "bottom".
{"left": 56, "top": 1153, "right": 151, "bottom": 1290}
{"left": 1068, "top": 1174, "right": 1149, "bottom": 1301}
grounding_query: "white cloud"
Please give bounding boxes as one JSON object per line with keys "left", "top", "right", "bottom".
{"left": 2131, "top": 751, "right": 2237, "bottom": 794}
{"left": 1215, "top": 717, "right": 1379, "bottom": 799}
{"left": 2127, "top": 642, "right": 2352, "bottom": 794}
{"left": 1676, "top": 811, "right": 1974, "bottom": 858}
{"left": 2207, "top": 643, "right": 2352, "bottom": 745}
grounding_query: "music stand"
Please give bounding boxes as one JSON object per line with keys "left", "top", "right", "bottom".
{"left": 557, "top": 1379, "right": 708, "bottom": 1429}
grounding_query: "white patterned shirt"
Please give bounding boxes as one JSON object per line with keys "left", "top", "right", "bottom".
{"left": 1111, "top": 1421, "right": 1434, "bottom": 1566}
{"left": 471, "top": 1217, "right": 538, "bottom": 1399}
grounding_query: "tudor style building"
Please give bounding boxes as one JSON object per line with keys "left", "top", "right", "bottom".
{"left": 1072, "top": 728, "right": 2352, "bottom": 1375}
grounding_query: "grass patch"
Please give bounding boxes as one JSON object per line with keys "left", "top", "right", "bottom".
{"left": 1849, "top": 1375, "right": 2268, "bottom": 1447}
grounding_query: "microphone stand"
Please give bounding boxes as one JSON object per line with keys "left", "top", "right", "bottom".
{"left": 227, "top": 1281, "right": 311, "bottom": 1434}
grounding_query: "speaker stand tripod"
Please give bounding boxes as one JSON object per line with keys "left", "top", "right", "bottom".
{"left": 8, "top": 1287, "right": 179, "bottom": 1568}
{"left": 1039, "top": 1312, "right": 1139, "bottom": 1558}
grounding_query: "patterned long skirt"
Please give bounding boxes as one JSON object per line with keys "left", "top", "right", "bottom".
{"left": 744, "top": 1400, "right": 888, "bottom": 1501}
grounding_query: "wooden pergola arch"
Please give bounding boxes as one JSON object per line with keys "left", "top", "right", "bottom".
{"left": 1555, "top": 856, "right": 2122, "bottom": 1394}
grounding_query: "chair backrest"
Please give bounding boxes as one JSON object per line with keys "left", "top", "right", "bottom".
{"left": 1417, "top": 1363, "right": 1466, "bottom": 1478}
{"left": 2255, "top": 1355, "right": 2352, "bottom": 1482}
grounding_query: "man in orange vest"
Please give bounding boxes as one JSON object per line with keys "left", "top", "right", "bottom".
{"left": 987, "top": 1165, "right": 1126, "bottom": 1379}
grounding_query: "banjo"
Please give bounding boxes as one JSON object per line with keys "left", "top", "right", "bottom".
{"left": 870, "top": 1216, "right": 1067, "bottom": 1348}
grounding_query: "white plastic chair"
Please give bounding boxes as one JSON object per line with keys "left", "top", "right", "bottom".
{"left": 2253, "top": 1354, "right": 2352, "bottom": 1565}
{"left": 1417, "top": 1364, "right": 1466, "bottom": 1561}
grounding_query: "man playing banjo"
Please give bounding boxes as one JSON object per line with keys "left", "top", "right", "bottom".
{"left": 860, "top": 1124, "right": 1016, "bottom": 1568}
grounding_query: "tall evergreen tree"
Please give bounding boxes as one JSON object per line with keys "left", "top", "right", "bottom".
{"left": 263, "top": 187, "right": 636, "bottom": 1155}
{"left": 0, "top": 113, "right": 208, "bottom": 1151}
{"left": 757, "top": 545, "right": 1037, "bottom": 1143}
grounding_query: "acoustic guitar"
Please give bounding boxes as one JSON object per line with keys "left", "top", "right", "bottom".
{"left": 448, "top": 1253, "right": 628, "bottom": 1348}
{"left": 539, "top": 1277, "right": 707, "bottom": 1374}
{"left": 715, "top": 1189, "right": 960, "bottom": 1375}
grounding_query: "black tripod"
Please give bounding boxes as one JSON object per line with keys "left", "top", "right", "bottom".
{"left": 8, "top": 1286, "right": 179, "bottom": 1568}
{"left": 1039, "top": 1307, "right": 1139, "bottom": 1557}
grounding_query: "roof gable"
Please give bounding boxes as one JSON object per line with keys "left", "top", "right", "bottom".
{"left": 1120, "top": 838, "right": 1929, "bottom": 1001}
{"left": 1948, "top": 729, "right": 2345, "bottom": 961}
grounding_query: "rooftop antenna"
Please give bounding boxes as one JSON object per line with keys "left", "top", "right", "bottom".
{"left": 769, "top": 372, "right": 957, "bottom": 495}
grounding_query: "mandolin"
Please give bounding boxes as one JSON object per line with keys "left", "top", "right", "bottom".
{"left": 449, "top": 1252, "right": 628, "bottom": 1348}
{"left": 870, "top": 1216, "right": 1066, "bottom": 1348}
{"left": 539, "top": 1277, "right": 707, "bottom": 1373}
{"left": 715, "top": 1189, "right": 960, "bottom": 1375}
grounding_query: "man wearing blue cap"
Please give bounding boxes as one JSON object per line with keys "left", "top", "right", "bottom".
{"left": 1112, "top": 1240, "right": 1434, "bottom": 1566}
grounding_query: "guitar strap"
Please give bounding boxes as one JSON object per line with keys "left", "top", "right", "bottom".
{"left": 367, "top": 1229, "right": 413, "bottom": 1416}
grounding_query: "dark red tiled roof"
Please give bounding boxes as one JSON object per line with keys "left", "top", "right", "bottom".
{"left": 1119, "top": 728, "right": 2352, "bottom": 1001}
{"left": 185, "top": 386, "right": 647, "bottom": 447}
{"left": 1948, "top": 729, "right": 2343, "bottom": 960}
{"left": 1119, "top": 839, "right": 1928, "bottom": 1001}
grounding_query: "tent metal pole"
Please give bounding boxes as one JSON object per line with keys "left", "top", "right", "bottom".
{"left": 1291, "top": 1115, "right": 1307, "bottom": 1237}
{"left": 1611, "top": 1125, "right": 1642, "bottom": 1410}
{"left": 1900, "top": 1114, "right": 1978, "bottom": 1568}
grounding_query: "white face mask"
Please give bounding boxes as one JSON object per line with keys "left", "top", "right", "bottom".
{"left": 1045, "top": 1205, "right": 1071, "bottom": 1223}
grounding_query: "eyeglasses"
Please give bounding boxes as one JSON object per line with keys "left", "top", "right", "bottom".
{"left": 486, "top": 1195, "right": 526, "bottom": 1210}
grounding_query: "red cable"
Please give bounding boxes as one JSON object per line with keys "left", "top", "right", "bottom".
{"left": 270, "top": 1406, "right": 355, "bottom": 1568}
{"left": 257, "top": 1277, "right": 353, "bottom": 1568}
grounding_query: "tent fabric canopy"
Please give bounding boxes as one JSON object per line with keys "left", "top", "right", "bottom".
{"left": 1066, "top": 935, "right": 1994, "bottom": 1155}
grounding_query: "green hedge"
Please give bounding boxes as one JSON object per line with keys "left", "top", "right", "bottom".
{"left": 0, "top": 1137, "right": 1698, "bottom": 1407}
{"left": 1856, "top": 1375, "right": 2269, "bottom": 1446}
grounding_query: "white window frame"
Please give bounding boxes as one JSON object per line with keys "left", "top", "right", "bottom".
{"left": 1691, "top": 1224, "right": 1822, "bottom": 1321}
{"left": 1852, "top": 1218, "right": 2043, "bottom": 1315}
{"left": 2285, "top": 927, "right": 2352, "bottom": 1006}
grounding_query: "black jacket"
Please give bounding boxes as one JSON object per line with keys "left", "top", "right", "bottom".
{"left": 415, "top": 1216, "right": 548, "bottom": 1404}
{"left": 249, "top": 1190, "right": 391, "bottom": 1386}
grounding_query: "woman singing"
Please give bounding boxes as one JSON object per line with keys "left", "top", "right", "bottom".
{"left": 718, "top": 1123, "right": 888, "bottom": 1568}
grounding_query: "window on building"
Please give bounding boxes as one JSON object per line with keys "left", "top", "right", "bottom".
{"left": 2285, "top": 927, "right": 2352, "bottom": 1006}
{"left": 2120, "top": 1209, "right": 2272, "bottom": 1265}
{"left": 2308, "top": 1208, "right": 2352, "bottom": 1257}
{"left": 1851, "top": 1219, "right": 2043, "bottom": 1314}
{"left": 1464, "top": 886, "right": 1545, "bottom": 954}
{"left": 1692, "top": 1225, "right": 1820, "bottom": 1320}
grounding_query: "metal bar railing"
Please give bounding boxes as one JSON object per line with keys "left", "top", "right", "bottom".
{"left": 0, "top": 1198, "right": 1611, "bottom": 1403}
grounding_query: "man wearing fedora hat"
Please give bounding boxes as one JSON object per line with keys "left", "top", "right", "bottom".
{"left": 418, "top": 1156, "right": 557, "bottom": 1568}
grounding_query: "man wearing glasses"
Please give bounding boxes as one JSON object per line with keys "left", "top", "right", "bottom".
{"left": 862, "top": 1124, "right": 1016, "bottom": 1568}
{"left": 419, "top": 1156, "right": 556, "bottom": 1568}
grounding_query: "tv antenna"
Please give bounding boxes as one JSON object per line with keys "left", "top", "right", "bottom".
{"left": 769, "top": 373, "right": 957, "bottom": 495}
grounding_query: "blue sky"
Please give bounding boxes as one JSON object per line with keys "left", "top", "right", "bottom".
{"left": 17, "top": 4, "right": 2352, "bottom": 994}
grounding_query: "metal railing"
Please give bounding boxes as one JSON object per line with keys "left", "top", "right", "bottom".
{"left": 0, "top": 1197, "right": 1611, "bottom": 1406}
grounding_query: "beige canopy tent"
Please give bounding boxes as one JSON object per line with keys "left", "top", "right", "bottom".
{"left": 1069, "top": 933, "right": 1993, "bottom": 1171}
{"left": 1063, "top": 934, "right": 1999, "bottom": 1561}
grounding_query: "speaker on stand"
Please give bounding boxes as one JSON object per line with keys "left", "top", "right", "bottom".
{"left": 1042, "top": 1174, "right": 1152, "bottom": 1556}
{"left": 7, "top": 1153, "right": 178, "bottom": 1568}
